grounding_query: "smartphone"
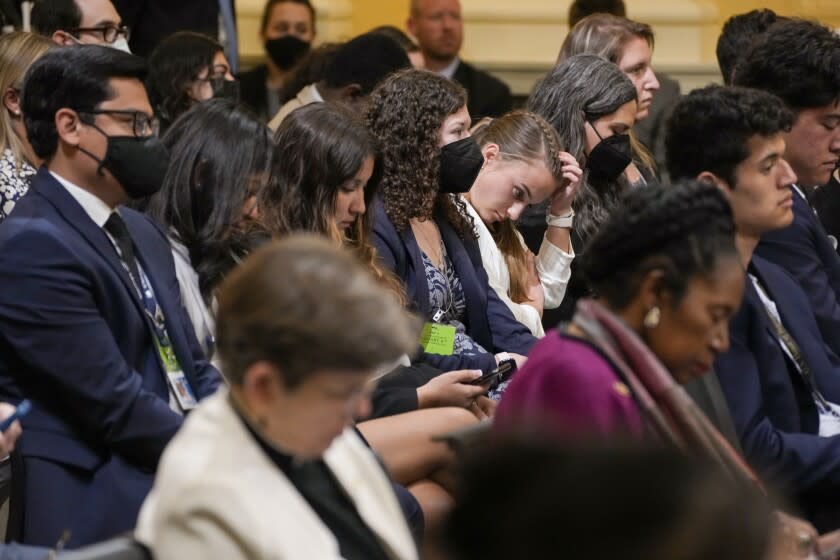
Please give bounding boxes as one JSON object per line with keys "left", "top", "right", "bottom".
{"left": 468, "top": 361, "right": 514, "bottom": 387}
{"left": 0, "top": 399, "right": 30, "bottom": 432}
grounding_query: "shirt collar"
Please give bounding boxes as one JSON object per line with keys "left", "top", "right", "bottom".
{"left": 50, "top": 170, "right": 115, "bottom": 228}
{"left": 437, "top": 57, "right": 461, "bottom": 80}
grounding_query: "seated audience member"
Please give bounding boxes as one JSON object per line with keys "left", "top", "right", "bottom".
{"left": 240, "top": 0, "right": 316, "bottom": 120}
{"left": 732, "top": 20, "right": 840, "bottom": 360}
{"left": 566, "top": 0, "right": 678, "bottom": 175}
{"left": 277, "top": 41, "right": 341, "bottom": 105}
{"left": 268, "top": 32, "right": 410, "bottom": 130}
{"left": 525, "top": 54, "right": 638, "bottom": 322}
{"left": 464, "top": 111, "right": 582, "bottom": 337}
{"left": 264, "top": 102, "right": 486, "bottom": 528}
{"left": 145, "top": 32, "right": 238, "bottom": 135}
{"left": 0, "top": 32, "right": 54, "bottom": 222}
{"left": 813, "top": 166, "right": 840, "bottom": 249}
{"left": 495, "top": 181, "right": 743, "bottom": 446}
{"left": 145, "top": 99, "right": 274, "bottom": 356}
{"left": 0, "top": 46, "right": 221, "bottom": 547}
{"left": 667, "top": 84, "right": 840, "bottom": 532}
{"left": 367, "top": 69, "right": 536, "bottom": 376}
{"left": 715, "top": 9, "right": 784, "bottom": 86}
{"left": 408, "top": 0, "right": 512, "bottom": 119}
{"left": 370, "top": 25, "right": 425, "bottom": 68}
{"left": 31, "top": 0, "right": 130, "bottom": 51}
{"left": 136, "top": 236, "right": 420, "bottom": 560}
{"left": 444, "top": 441, "right": 775, "bottom": 560}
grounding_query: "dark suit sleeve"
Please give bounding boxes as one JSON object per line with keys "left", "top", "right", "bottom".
{"left": 371, "top": 363, "right": 442, "bottom": 418}
{"left": 0, "top": 229, "right": 183, "bottom": 470}
{"left": 716, "top": 310, "right": 840, "bottom": 492}
{"left": 757, "top": 199, "right": 840, "bottom": 358}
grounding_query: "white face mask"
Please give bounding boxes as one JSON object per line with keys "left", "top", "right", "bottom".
{"left": 109, "top": 37, "right": 131, "bottom": 54}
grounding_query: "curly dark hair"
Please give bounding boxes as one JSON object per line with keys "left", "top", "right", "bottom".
{"left": 581, "top": 180, "right": 738, "bottom": 310}
{"left": 666, "top": 85, "right": 793, "bottom": 186}
{"left": 732, "top": 18, "right": 840, "bottom": 111}
{"left": 365, "top": 68, "right": 475, "bottom": 238}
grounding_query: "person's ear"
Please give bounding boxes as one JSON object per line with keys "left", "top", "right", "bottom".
{"left": 697, "top": 171, "right": 733, "bottom": 198}
{"left": 54, "top": 108, "right": 83, "bottom": 147}
{"left": 51, "top": 30, "right": 78, "bottom": 46}
{"left": 2, "top": 88, "right": 20, "bottom": 118}
{"left": 407, "top": 16, "right": 418, "bottom": 38}
{"left": 481, "top": 142, "right": 500, "bottom": 165}
{"left": 241, "top": 360, "right": 285, "bottom": 408}
{"left": 636, "top": 268, "right": 671, "bottom": 318}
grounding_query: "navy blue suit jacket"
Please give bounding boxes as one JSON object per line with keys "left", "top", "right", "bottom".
{"left": 372, "top": 200, "right": 536, "bottom": 373}
{"left": 756, "top": 188, "right": 840, "bottom": 359}
{"left": 715, "top": 255, "right": 840, "bottom": 527}
{"left": 0, "top": 169, "right": 221, "bottom": 547}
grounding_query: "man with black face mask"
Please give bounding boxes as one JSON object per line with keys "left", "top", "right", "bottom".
{"left": 0, "top": 46, "right": 221, "bottom": 548}
{"left": 239, "top": 0, "right": 315, "bottom": 121}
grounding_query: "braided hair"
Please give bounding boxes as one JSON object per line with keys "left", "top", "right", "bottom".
{"left": 581, "top": 180, "right": 738, "bottom": 310}
{"left": 472, "top": 110, "right": 566, "bottom": 303}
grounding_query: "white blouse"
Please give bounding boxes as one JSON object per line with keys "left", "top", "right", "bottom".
{"left": 463, "top": 198, "right": 574, "bottom": 337}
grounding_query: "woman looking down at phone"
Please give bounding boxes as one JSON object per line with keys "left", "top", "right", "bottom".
{"left": 464, "top": 111, "right": 582, "bottom": 337}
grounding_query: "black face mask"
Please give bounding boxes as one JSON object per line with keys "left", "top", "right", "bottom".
{"left": 585, "top": 123, "right": 632, "bottom": 184}
{"left": 439, "top": 136, "right": 484, "bottom": 194}
{"left": 79, "top": 124, "right": 170, "bottom": 199}
{"left": 264, "top": 36, "right": 310, "bottom": 70}
{"left": 211, "top": 77, "right": 241, "bottom": 103}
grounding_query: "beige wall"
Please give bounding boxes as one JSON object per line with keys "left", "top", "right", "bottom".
{"left": 236, "top": 0, "right": 840, "bottom": 92}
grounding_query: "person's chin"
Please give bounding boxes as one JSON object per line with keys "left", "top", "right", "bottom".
{"left": 635, "top": 108, "right": 650, "bottom": 122}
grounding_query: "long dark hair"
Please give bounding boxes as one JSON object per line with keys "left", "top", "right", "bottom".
{"left": 146, "top": 99, "right": 273, "bottom": 301}
{"left": 146, "top": 31, "right": 223, "bottom": 132}
{"left": 366, "top": 68, "right": 475, "bottom": 238}
{"left": 261, "top": 102, "right": 399, "bottom": 294}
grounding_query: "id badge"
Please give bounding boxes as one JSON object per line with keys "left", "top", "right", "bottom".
{"left": 420, "top": 322, "right": 456, "bottom": 356}
{"left": 157, "top": 339, "right": 198, "bottom": 411}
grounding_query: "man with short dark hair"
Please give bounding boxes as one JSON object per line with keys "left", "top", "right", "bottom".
{"left": 32, "top": 0, "right": 130, "bottom": 51}
{"left": 408, "top": 0, "right": 512, "bottom": 119}
{"left": 240, "top": 0, "right": 317, "bottom": 121}
{"left": 0, "top": 46, "right": 221, "bottom": 547}
{"left": 732, "top": 19, "right": 840, "bottom": 360}
{"left": 268, "top": 32, "right": 411, "bottom": 130}
{"left": 715, "top": 9, "right": 783, "bottom": 86}
{"left": 667, "top": 84, "right": 840, "bottom": 530}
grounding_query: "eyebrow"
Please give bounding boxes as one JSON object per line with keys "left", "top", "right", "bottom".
{"left": 93, "top": 19, "right": 119, "bottom": 27}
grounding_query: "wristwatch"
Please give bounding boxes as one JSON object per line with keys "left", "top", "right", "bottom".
{"left": 547, "top": 209, "right": 574, "bottom": 228}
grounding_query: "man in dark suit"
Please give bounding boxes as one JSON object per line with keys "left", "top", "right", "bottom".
{"left": 32, "top": 0, "right": 130, "bottom": 51}
{"left": 667, "top": 85, "right": 840, "bottom": 530}
{"left": 111, "top": 0, "right": 223, "bottom": 58}
{"left": 408, "top": 0, "right": 512, "bottom": 120}
{"left": 732, "top": 20, "right": 840, "bottom": 360}
{"left": 0, "top": 46, "right": 221, "bottom": 547}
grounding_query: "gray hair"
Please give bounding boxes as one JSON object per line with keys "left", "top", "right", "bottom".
{"left": 526, "top": 54, "right": 637, "bottom": 241}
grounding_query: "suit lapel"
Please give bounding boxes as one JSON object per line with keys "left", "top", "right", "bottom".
{"left": 31, "top": 169, "right": 148, "bottom": 319}
{"left": 399, "top": 226, "right": 430, "bottom": 316}
{"left": 438, "top": 219, "right": 488, "bottom": 337}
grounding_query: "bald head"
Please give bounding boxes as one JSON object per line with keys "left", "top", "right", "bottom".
{"left": 407, "top": 0, "right": 463, "bottom": 68}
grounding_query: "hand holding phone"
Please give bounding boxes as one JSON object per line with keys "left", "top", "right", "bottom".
{"left": 0, "top": 399, "right": 29, "bottom": 432}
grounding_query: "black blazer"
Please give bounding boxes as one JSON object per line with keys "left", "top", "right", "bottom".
{"left": 239, "top": 64, "right": 270, "bottom": 121}
{"left": 113, "top": 0, "right": 220, "bottom": 57}
{"left": 453, "top": 60, "right": 513, "bottom": 120}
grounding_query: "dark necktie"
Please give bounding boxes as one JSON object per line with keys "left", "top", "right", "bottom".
{"left": 104, "top": 212, "right": 142, "bottom": 293}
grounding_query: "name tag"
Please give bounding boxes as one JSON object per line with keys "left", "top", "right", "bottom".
{"left": 157, "top": 339, "right": 198, "bottom": 411}
{"left": 420, "top": 322, "right": 456, "bottom": 356}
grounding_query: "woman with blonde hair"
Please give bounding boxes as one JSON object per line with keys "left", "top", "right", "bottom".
{"left": 0, "top": 32, "right": 54, "bottom": 222}
{"left": 464, "top": 111, "right": 582, "bottom": 337}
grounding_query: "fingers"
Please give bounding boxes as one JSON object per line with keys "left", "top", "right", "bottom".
{"left": 468, "top": 400, "right": 489, "bottom": 420}
{"left": 440, "top": 369, "right": 483, "bottom": 383}
{"left": 475, "top": 396, "right": 497, "bottom": 418}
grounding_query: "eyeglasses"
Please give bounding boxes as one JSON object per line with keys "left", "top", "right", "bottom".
{"left": 79, "top": 109, "right": 160, "bottom": 138}
{"left": 68, "top": 24, "right": 130, "bottom": 44}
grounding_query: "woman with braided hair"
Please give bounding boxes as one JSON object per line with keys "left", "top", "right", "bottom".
{"left": 464, "top": 111, "right": 583, "bottom": 337}
{"left": 496, "top": 179, "right": 745, "bottom": 439}
{"left": 368, "top": 69, "right": 536, "bottom": 378}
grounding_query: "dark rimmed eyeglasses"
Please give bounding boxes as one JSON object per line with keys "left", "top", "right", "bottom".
{"left": 67, "top": 24, "right": 130, "bottom": 44}
{"left": 78, "top": 109, "right": 160, "bottom": 138}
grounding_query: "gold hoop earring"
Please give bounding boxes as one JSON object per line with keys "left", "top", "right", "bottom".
{"left": 643, "top": 306, "right": 661, "bottom": 329}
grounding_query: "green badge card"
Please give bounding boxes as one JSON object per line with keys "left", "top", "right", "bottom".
{"left": 420, "top": 322, "right": 456, "bottom": 356}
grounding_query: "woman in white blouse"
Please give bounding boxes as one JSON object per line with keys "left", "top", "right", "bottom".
{"left": 463, "top": 111, "right": 582, "bottom": 336}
